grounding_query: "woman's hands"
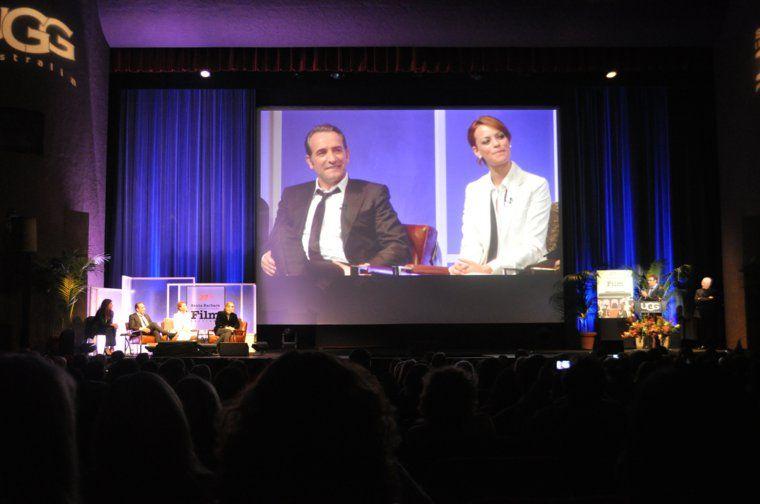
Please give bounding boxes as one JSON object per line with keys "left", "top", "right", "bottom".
{"left": 448, "top": 258, "right": 493, "bottom": 275}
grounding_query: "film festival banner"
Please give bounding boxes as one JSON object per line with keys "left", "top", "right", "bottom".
{"left": 597, "top": 270, "right": 634, "bottom": 319}
{"left": 187, "top": 286, "right": 225, "bottom": 330}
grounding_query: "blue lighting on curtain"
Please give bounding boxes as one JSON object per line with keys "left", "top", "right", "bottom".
{"left": 110, "top": 89, "right": 255, "bottom": 285}
{"left": 572, "top": 87, "right": 675, "bottom": 328}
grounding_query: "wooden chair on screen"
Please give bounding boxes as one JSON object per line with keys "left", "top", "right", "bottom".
{"left": 403, "top": 224, "right": 450, "bottom": 275}
{"left": 527, "top": 201, "right": 561, "bottom": 271}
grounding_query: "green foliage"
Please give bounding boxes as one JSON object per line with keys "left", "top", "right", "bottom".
{"left": 34, "top": 251, "right": 110, "bottom": 327}
{"left": 552, "top": 270, "right": 597, "bottom": 324}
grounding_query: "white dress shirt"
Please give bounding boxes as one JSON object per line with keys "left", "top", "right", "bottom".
{"left": 458, "top": 162, "right": 552, "bottom": 273}
{"left": 301, "top": 175, "right": 349, "bottom": 263}
{"left": 172, "top": 311, "right": 194, "bottom": 341}
{"left": 137, "top": 313, "right": 149, "bottom": 329}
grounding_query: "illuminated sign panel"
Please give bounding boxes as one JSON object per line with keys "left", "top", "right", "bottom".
{"left": 0, "top": 6, "right": 77, "bottom": 87}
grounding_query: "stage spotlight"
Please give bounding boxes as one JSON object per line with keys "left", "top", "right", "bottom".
{"left": 199, "top": 69, "right": 211, "bottom": 78}
{"left": 330, "top": 72, "right": 344, "bottom": 80}
{"left": 606, "top": 70, "right": 618, "bottom": 79}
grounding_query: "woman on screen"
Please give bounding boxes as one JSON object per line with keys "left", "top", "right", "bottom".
{"left": 450, "top": 116, "right": 552, "bottom": 275}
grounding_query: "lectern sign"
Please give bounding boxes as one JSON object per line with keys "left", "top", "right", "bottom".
{"left": 638, "top": 300, "right": 663, "bottom": 314}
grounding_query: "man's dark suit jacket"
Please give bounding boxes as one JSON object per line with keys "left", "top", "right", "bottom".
{"left": 646, "top": 284, "right": 666, "bottom": 301}
{"left": 268, "top": 178, "right": 412, "bottom": 276}
{"left": 214, "top": 311, "right": 240, "bottom": 333}
{"left": 127, "top": 312, "right": 156, "bottom": 332}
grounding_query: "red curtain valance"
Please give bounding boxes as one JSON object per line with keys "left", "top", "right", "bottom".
{"left": 111, "top": 47, "right": 708, "bottom": 74}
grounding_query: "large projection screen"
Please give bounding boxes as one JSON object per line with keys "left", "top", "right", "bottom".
{"left": 257, "top": 108, "right": 562, "bottom": 325}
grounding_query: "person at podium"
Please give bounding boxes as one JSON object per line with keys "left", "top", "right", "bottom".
{"left": 260, "top": 124, "right": 411, "bottom": 277}
{"left": 640, "top": 274, "right": 665, "bottom": 301}
{"left": 449, "top": 116, "right": 552, "bottom": 275}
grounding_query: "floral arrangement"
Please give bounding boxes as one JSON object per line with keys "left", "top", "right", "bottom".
{"left": 622, "top": 315, "right": 679, "bottom": 349}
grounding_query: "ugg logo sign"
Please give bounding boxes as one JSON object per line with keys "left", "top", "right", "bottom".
{"left": 639, "top": 301, "right": 662, "bottom": 313}
{"left": 0, "top": 6, "right": 75, "bottom": 61}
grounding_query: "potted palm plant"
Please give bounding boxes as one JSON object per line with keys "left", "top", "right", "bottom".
{"left": 35, "top": 251, "right": 110, "bottom": 330}
{"left": 552, "top": 270, "right": 598, "bottom": 350}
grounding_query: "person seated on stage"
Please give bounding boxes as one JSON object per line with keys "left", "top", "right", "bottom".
{"left": 214, "top": 301, "right": 240, "bottom": 343}
{"left": 640, "top": 274, "right": 665, "bottom": 301}
{"left": 260, "top": 123, "right": 411, "bottom": 277}
{"left": 172, "top": 301, "right": 195, "bottom": 341}
{"left": 127, "top": 302, "right": 171, "bottom": 342}
{"left": 93, "top": 298, "right": 119, "bottom": 355}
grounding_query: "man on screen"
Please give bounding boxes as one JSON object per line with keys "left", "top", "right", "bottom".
{"left": 261, "top": 124, "right": 411, "bottom": 276}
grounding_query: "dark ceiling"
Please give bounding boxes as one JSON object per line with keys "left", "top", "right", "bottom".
{"left": 98, "top": 0, "right": 728, "bottom": 48}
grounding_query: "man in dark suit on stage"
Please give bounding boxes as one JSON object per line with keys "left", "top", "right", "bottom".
{"left": 640, "top": 274, "right": 665, "bottom": 301}
{"left": 694, "top": 276, "right": 720, "bottom": 349}
{"left": 127, "top": 302, "right": 171, "bottom": 342}
{"left": 261, "top": 124, "right": 411, "bottom": 277}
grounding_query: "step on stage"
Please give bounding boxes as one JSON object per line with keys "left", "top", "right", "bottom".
{"left": 141, "top": 341, "right": 718, "bottom": 362}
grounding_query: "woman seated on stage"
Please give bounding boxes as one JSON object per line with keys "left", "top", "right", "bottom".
{"left": 214, "top": 301, "right": 240, "bottom": 343}
{"left": 172, "top": 301, "right": 195, "bottom": 341}
{"left": 450, "top": 115, "right": 552, "bottom": 275}
{"left": 94, "top": 298, "right": 118, "bottom": 355}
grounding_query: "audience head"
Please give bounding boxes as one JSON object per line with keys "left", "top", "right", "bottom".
{"left": 159, "top": 357, "right": 188, "bottom": 388}
{"left": 109, "top": 350, "right": 125, "bottom": 363}
{"left": 455, "top": 359, "right": 478, "bottom": 386}
{"left": 515, "top": 354, "right": 547, "bottom": 394}
{"left": 0, "top": 353, "right": 79, "bottom": 503}
{"left": 92, "top": 372, "right": 207, "bottom": 501}
{"left": 190, "top": 363, "right": 212, "bottom": 382}
{"left": 701, "top": 276, "right": 713, "bottom": 290}
{"left": 403, "top": 362, "right": 430, "bottom": 396}
{"left": 214, "top": 363, "right": 248, "bottom": 404}
{"left": 563, "top": 356, "right": 606, "bottom": 405}
{"left": 175, "top": 374, "right": 222, "bottom": 470}
{"left": 484, "top": 366, "right": 519, "bottom": 414}
{"left": 141, "top": 360, "right": 159, "bottom": 373}
{"left": 349, "top": 347, "right": 372, "bottom": 370}
{"left": 218, "top": 351, "right": 397, "bottom": 503}
{"left": 475, "top": 356, "right": 502, "bottom": 394}
{"left": 431, "top": 352, "right": 448, "bottom": 368}
{"left": 84, "top": 357, "right": 106, "bottom": 381}
{"left": 420, "top": 366, "right": 477, "bottom": 425}
{"left": 106, "top": 357, "right": 139, "bottom": 382}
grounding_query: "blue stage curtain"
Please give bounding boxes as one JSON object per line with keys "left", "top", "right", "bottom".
{"left": 110, "top": 89, "right": 255, "bottom": 285}
{"left": 569, "top": 87, "right": 674, "bottom": 327}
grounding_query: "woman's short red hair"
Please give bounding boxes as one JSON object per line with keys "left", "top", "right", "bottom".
{"left": 467, "top": 116, "right": 512, "bottom": 148}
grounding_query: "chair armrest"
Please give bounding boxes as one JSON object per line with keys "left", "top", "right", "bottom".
{"left": 406, "top": 265, "right": 450, "bottom": 275}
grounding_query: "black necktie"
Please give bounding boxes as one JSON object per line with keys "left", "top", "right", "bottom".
{"left": 487, "top": 196, "right": 498, "bottom": 263}
{"left": 308, "top": 188, "right": 341, "bottom": 261}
